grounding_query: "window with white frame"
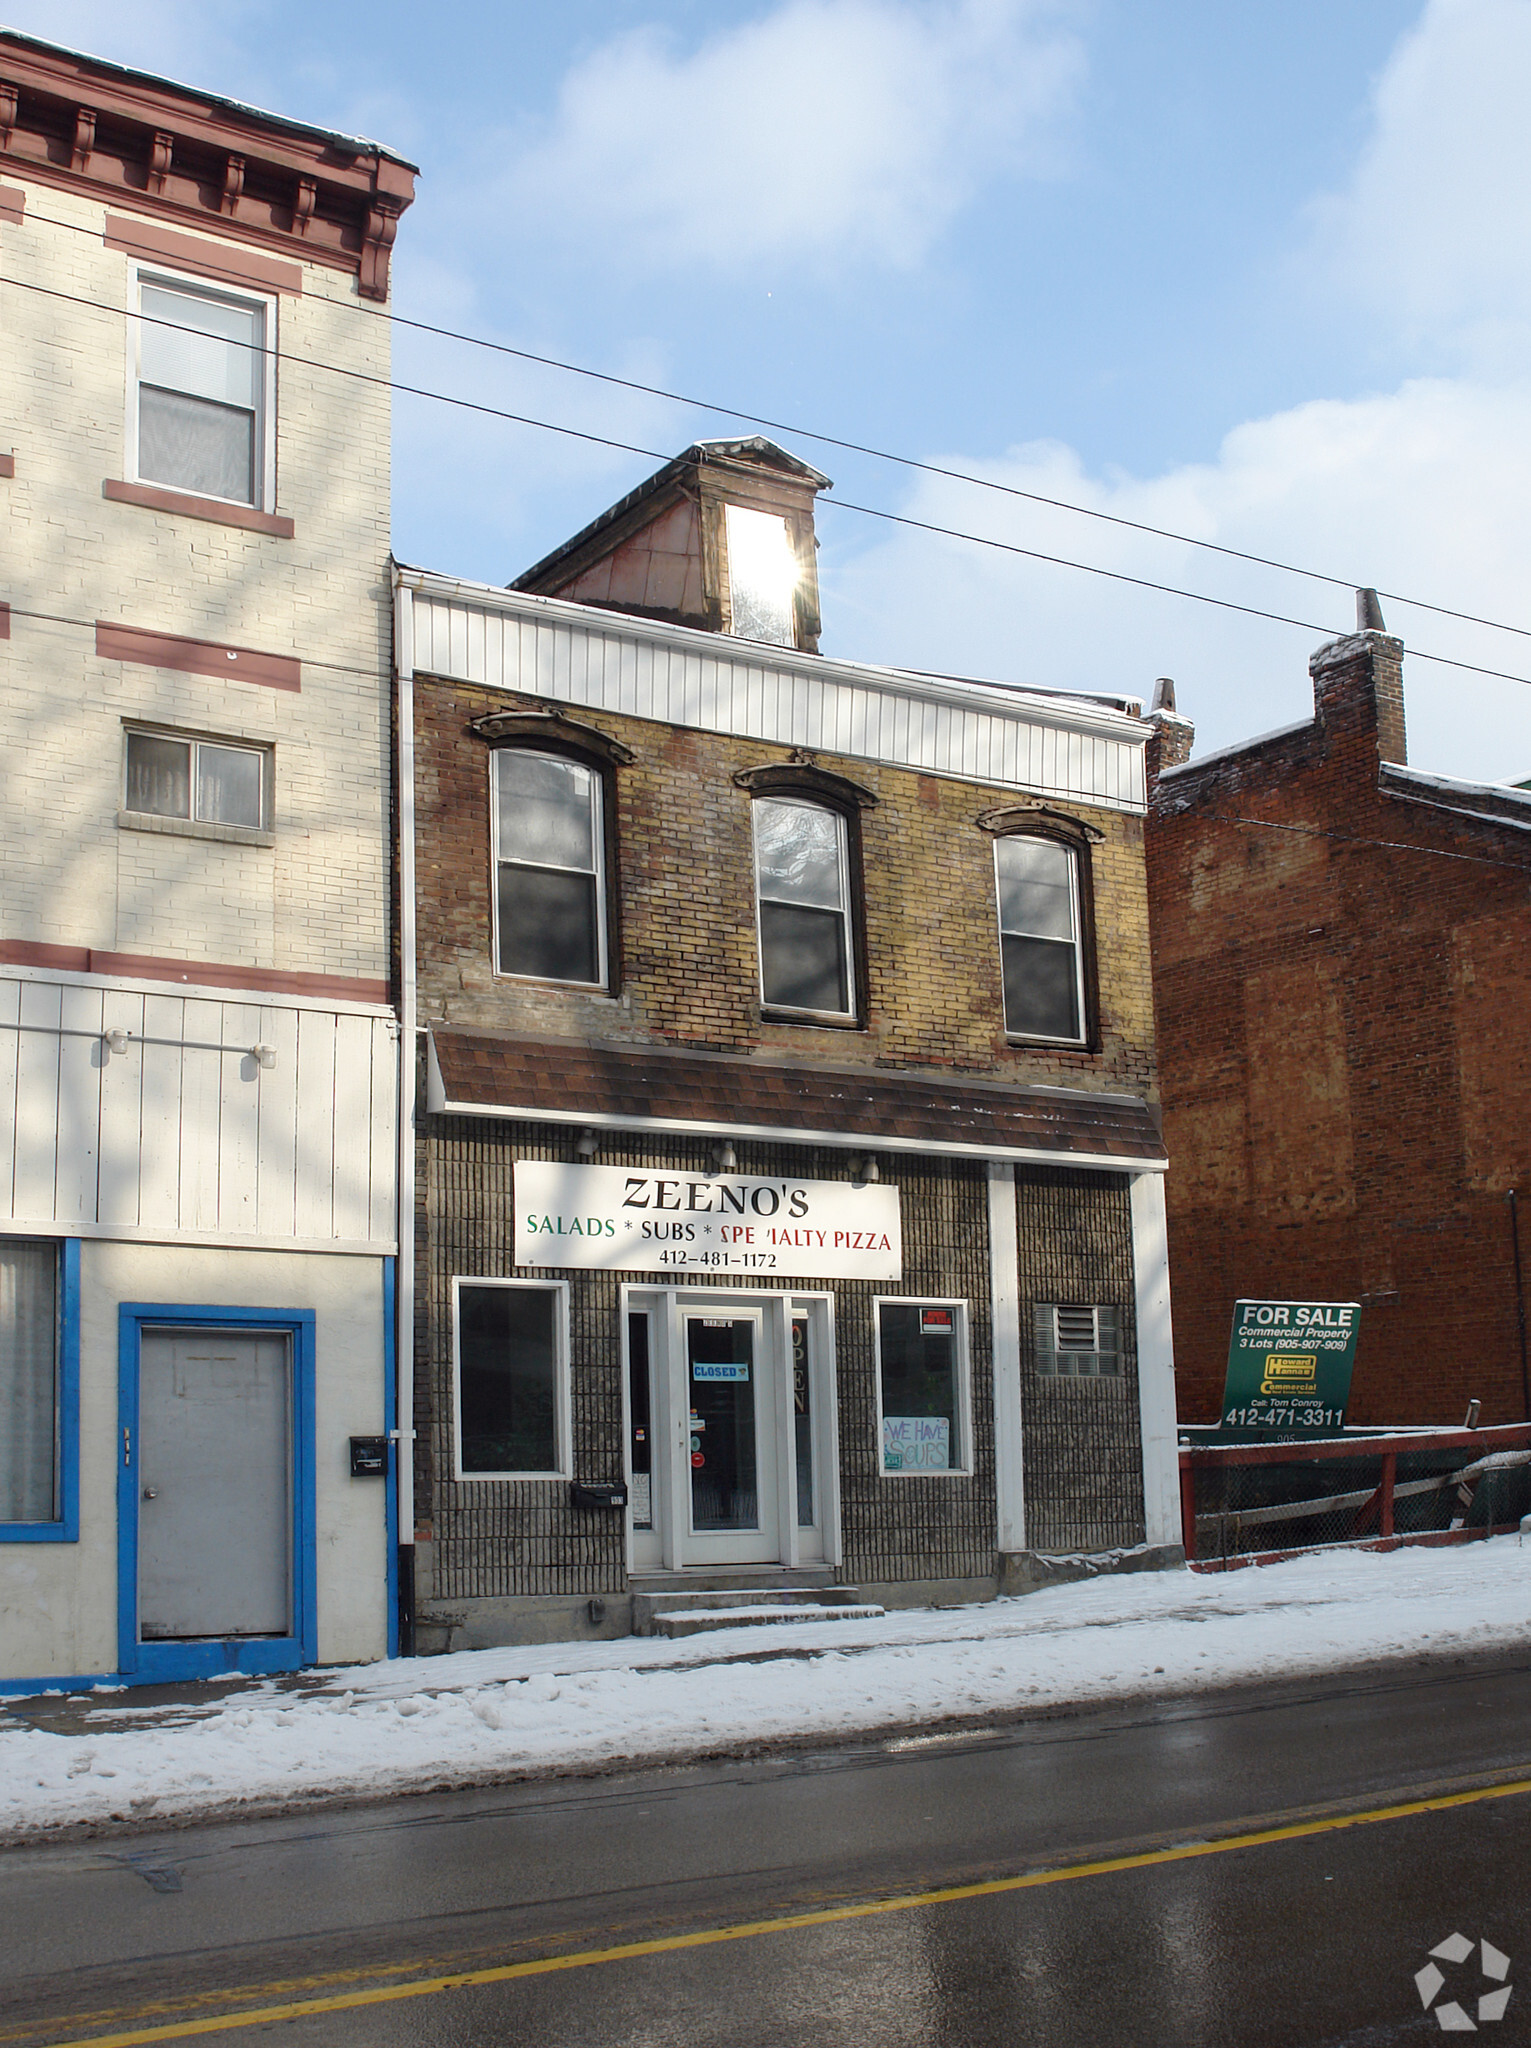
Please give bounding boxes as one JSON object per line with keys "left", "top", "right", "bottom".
{"left": 753, "top": 797, "right": 855, "bottom": 1018}
{"left": 725, "top": 503, "right": 797, "bottom": 647}
{"left": 995, "top": 834, "right": 1087, "bottom": 1043}
{"left": 454, "top": 1280, "right": 569, "bottom": 1478}
{"left": 1034, "top": 1303, "right": 1121, "bottom": 1378}
{"left": 124, "top": 729, "right": 268, "bottom": 831}
{"left": 1, "top": 1238, "right": 59, "bottom": 1524}
{"left": 876, "top": 1300, "right": 969, "bottom": 1475}
{"left": 135, "top": 274, "right": 270, "bottom": 507}
{"left": 492, "top": 749, "right": 608, "bottom": 986}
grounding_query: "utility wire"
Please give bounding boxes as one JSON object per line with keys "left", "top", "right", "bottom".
{"left": 6, "top": 270, "right": 1531, "bottom": 690}
{"left": 14, "top": 198, "right": 1531, "bottom": 648}
{"left": 1208, "top": 813, "right": 1530, "bottom": 874}
{"left": 9, "top": 603, "right": 1526, "bottom": 871}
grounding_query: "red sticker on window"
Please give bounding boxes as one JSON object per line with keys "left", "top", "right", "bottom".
{"left": 921, "top": 1309, "right": 953, "bottom": 1331}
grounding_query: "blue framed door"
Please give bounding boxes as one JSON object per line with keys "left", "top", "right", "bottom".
{"left": 118, "top": 1305, "right": 317, "bottom": 1681}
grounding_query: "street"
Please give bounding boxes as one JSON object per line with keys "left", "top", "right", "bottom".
{"left": 2, "top": 1647, "right": 1528, "bottom": 2047}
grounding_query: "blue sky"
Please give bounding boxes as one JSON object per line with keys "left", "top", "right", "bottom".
{"left": 17, "top": 0, "right": 1531, "bottom": 777}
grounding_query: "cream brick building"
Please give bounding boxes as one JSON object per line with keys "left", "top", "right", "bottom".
{"left": 0, "top": 31, "right": 414, "bottom": 1688}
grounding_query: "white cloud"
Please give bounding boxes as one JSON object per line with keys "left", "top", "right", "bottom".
{"left": 1310, "top": 0, "right": 1531, "bottom": 367}
{"left": 501, "top": 0, "right": 1084, "bottom": 272}
{"left": 830, "top": 0, "right": 1531, "bottom": 785}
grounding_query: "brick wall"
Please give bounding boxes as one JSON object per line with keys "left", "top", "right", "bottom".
{"left": 414, "top": 676, "right": 1158, "bottom": 1097}
{"left": 1147, "top": 631, "right": 1531, "bottom": 1428}
{"left": 0, "top": 181, "right": 392, "bottom": 980}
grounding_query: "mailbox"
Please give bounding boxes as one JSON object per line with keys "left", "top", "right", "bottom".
{"left": 349, "top": 1435, "right": 389, "bottom": 1477}
{"left": 569, "top": 1480, "right": 627, "bottom": 1510}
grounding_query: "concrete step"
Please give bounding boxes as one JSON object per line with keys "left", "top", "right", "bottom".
{"left": 651, "top": 1602, "right": 885, "bottom": 1639}
{"left": 631, "top": 1583, "right": 868, "bottom": 1635}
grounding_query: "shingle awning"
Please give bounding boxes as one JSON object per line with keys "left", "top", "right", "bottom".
{"left": 428, "top": 1031, "right": 1166, "bottom": 1173}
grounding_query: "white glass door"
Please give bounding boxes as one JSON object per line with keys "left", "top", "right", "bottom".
{"left": 681, "top": 1308, "right": 779, "bottom": 1565}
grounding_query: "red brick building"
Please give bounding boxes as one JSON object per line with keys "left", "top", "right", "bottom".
{"left": 1146, "top": 599, "right": 1531, "bottom": 1428}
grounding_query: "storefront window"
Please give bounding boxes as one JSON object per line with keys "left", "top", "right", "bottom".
{"left": 454, "top": 1280, "right": 567, "bottom": 1478}
{"left": 876, "top": 1300, "right": 968, "bottom": 1475}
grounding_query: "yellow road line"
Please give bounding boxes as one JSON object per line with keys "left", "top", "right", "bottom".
{"left": 40, "top": 1772, "right": 1531, "bottom": 2047}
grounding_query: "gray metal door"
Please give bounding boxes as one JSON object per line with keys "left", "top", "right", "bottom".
{"left": 138, "top": 1328, "right": 292, "bottom": 1640}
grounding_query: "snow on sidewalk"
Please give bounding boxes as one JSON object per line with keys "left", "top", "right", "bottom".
{"left": 5, "top": 1539, "right": 1531, "bottom": 1839}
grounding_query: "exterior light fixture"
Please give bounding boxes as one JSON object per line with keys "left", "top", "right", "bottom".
{"left": 576, "top": 1129, "right": 599, "bottom": 1158}
{"left": 715, "top": 1140, "right": 738, "bottom": 1173}
{"left": 253, "top": 1043, "right": 277, "bottom": 1070}
{"left": 862, "top": 1156, "right": 881, "bottom": 1184}
{"left": 103, "top": 1027, "right": 130, "bottom": 1057}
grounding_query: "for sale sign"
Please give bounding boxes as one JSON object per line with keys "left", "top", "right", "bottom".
{"left": 1219, "top": 1300, "right": 1361, "bottom": 1435}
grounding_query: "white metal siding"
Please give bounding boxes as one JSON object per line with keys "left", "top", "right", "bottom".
{"left": 0, "top": 975, "right": 397, "bottom": 1252}
{"left": 408, "top": 586, "right": 1148, "bottom": 814}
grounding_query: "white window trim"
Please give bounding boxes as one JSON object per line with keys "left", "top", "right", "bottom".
{"left": 871, "top": 1296, "right": 972, "bottom": 1479}
{"left": 451, "top": 1275, "right": 572, "bottom": 1483}
{"left": 994, "top": 834, "right": 1088, "bottom": 1047}
{"left": 752, "top": 798, "right": 857, "bottom": 1023}
{"left": 489, "top": 749, "right": 610, "bottom": 990}
{"left": 121, "top": 722, "right": 273, "bottom": 834}
{"left": 126, "top": 265, "right": 279, "bottom": 514}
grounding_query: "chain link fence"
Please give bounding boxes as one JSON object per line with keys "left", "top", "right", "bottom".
{"left": 1181, "top": 1426, "right": 1531, "bottom": 1566}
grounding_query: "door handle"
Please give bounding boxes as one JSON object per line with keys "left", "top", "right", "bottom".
{"left": 142, "top": 1487, "right": 159, "bottom": 1501}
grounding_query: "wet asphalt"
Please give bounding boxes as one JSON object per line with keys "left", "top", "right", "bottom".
{"left": 2, "top": 1646, "right": 1529, "bottom": 2047}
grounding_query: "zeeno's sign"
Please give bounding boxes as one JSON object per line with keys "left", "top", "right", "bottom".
{"left": 514, "top": 1161, "right": 902, "bottom": 1279}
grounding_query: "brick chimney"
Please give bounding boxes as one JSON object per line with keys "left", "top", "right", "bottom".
{"left": 1310, "top": 588, "right": 1407, "bottom": 768}
{"left": 1145, "top": 676, "right": 1195, "bottom": 791}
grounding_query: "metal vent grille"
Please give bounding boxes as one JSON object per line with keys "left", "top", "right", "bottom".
{"left": 1035, "top": 1303, "right": 1120, "bottom": 1378}
{"left": 1055, "top": 1305, "right": 1100, "bottom": 1349}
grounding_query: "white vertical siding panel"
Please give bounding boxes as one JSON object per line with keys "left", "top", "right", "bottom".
{"left": 293, "top": 1011, "right": 337, "bottom": 1239}
{"left": 138, "top": 994, "right": 185, "bottom": 1234}
{"left": 461, "top": 606, "right": 483, "bottom": 690}
{"left": 54, "top": 985, "right": 103, "bottom": 1225}
{"left": 216, "top": 1003, "right": 263, "bottom": 1237}
{"left": 405, "top": 587, "right": 1149, "bottom": 810}
{"left": 12, "top": 981, "right": 63, "bottom": 1223}
{"left": 0, "top": 979, "right": 19, "bottom": 1216}
{"left": 255, "top": 1004, "right": 301, "bottom": 1240}
{"left": 178, "top": 999, "right": 224, "bottom": 1236}
{"left": 97, "top": 989, "right": 146, "bottom": 1229}
{"left": 367, "top": 1022, "right": 398, "bottom": 1246}
{"left": 331, "top": 1014, "right": 375, "bottom": 1242}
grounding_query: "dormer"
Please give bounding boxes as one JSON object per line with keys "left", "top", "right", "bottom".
{"left": 510, "top": 437, "right": 830, "bottom": 653}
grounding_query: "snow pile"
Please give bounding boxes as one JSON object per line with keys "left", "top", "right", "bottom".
{"left": 5, "top": 1539, "right": 1531, "bottom": 1838}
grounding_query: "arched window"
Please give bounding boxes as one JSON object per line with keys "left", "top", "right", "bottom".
{"left": 476, "top": 713, "right": 630, "bottom": 990}
{"left": 737, "top": 762, "right": 875, "bottom": 1024}
{"left": 983, "top": 811, "right": 1098, "bottom": 1047}
{"left": 492, "top": 748, "right": 607, "bottom": 985}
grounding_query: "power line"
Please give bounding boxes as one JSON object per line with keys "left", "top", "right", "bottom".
{"left": 14, "top": 199, "right": 1530, "bottom": 648}
{"left": 1207, "top": 813, "right": 1530, "bottom": 874}
{"left": 6, "top": 268, "right": 1531, "bottom": 691}
{"left": 10, "top": 604, "right": 1526, "bottom": 869}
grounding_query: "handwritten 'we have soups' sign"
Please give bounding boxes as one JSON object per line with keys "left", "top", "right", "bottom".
{"left": 513, "top": 1161, "right": 903, "bottom": 1280}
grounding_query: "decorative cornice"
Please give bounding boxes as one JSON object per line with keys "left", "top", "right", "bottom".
{"left": 975, "top": 801, "right": 1105, "bottom": 844}
{"left": 468, "top": 707, "right": 635, "bottom": 765}
{"left": 0, "top": 30, "right": 416, "bottom": 300}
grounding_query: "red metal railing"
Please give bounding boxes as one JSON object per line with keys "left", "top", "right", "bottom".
{"left": 1179, "top": 1423, "right": 1531, "bottom": 1571}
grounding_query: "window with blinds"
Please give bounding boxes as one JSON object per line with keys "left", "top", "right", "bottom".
{"left": 1034, "top": 1303, "right": 1120, "bottom": 1379}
